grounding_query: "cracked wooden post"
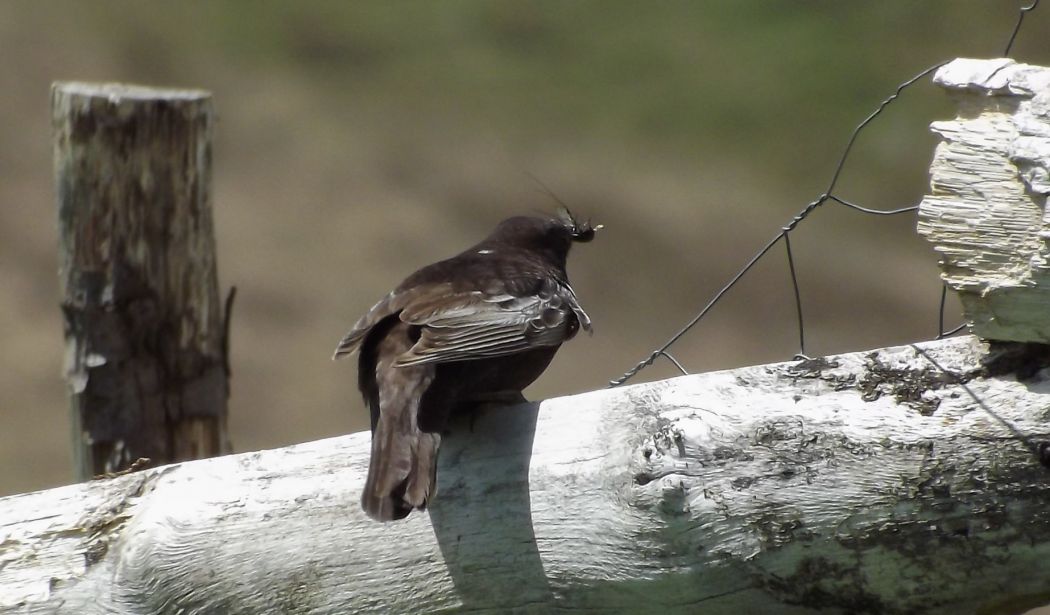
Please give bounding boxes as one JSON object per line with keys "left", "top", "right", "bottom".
{"left": 918, "top": 58, "right": 1050, "bottom": 343}
{"left": 51, "top": 82, "right": 230, "bottom": 480}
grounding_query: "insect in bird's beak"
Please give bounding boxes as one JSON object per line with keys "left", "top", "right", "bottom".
{"left": 570, "top": 218, "right": 601, "bottom": 243}
{"left": 556, "top": 206, "right": 601, "bottom": 242}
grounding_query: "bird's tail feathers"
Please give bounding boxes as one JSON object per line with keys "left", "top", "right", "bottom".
{"left": 361, "top": 335, "right": 439, "bottom": 521}
{"left": 361, "top": 424, "right": 440, "bottom": 521}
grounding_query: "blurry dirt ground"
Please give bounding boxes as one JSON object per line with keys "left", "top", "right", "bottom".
{"left": 2, "top": 2, "right": 1049, "bottom": 498}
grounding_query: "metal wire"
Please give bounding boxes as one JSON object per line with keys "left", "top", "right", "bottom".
{"left": 821, "top": 62, "right": 949, "bottom": 198}
{"left": 1004, "top": 0, "right": 1039, "bottom": 56}
{"left": 784, "top": 233, "right": 805, "bottom": 358}
{"left": 609, "top": 2, "right": 1040, "bottom": 388}
{"left": 609, "top": 232, "right": 785, "bottom": 387}
{"left": 609, "top": 64, "right": 945, "bottom": 387}
{"left": 656, "top": 350, "right": 689, "bottom": 377}
{"left": 937, "top": 284, "right": 947, "bottom": 337}
{"left": 827, "top": 195, "right": 918, "bottom": 216}
{"left": 910, "top": 343, "right": 1047, "bottom": 468}
{"left": 938, "top": 323, "right": 967, "bottom": 340}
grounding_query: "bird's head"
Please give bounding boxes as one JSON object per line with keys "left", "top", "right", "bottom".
{"left": 487, "top": 211, "right": 601, "bottom": 266}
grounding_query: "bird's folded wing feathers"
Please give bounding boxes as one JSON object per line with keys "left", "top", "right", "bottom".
{"left": 332, "top": 280, "right": 590, "bottom": 365}
{"left": 331, "top": 287, "right": 422, "bottom": 360}
{"left": 396, "top": 280, "right": 589, "bottom": 367}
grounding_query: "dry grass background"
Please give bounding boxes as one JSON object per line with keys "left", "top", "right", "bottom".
{"left": 2, "top": 2, "right": 1049, "bottom": 500}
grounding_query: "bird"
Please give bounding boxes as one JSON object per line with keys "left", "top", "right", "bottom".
{"left": 333, "top": 210, "right": 599, "bottom": 521}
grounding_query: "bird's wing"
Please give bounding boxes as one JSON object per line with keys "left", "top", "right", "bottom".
{"left": 393, "top": 279, "right": 590, "bottom": 367}
{"left": 332, "top": 288, "right": 421, "bottom": 360}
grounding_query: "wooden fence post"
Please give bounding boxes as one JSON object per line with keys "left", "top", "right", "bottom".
{"left": 51, "top": 82, "right": 231, "bottom": 480}
{"left": 917, "top": 58, "right": 1050, "bottom": 344}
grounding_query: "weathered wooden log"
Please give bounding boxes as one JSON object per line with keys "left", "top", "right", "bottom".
{"left": 51, "top": 82, "right": 230, "bottom": 479}
{"left": 1, "top": 336, "right": 1048, "bottom": 614}
{"left": 918, "top": 58, "right": 1050, "bottom": 344}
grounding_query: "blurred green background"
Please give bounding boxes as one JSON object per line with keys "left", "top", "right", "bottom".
{"left": 2, "top": 2, "right": 1049, "bottom": 497}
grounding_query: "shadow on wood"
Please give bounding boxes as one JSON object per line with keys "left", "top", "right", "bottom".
{"left": 429, "top": 401, "right": 553, "bottom": 608}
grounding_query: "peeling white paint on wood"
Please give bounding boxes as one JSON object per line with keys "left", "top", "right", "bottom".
{"left": 2, "top": 336, "right": 1049, "bottom": 614}
{"left": 918, "top": 58, "right": 1050, "bottom": 343}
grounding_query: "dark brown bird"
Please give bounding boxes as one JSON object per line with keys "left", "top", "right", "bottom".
{"left": 333, "top": 211, "right": 598, "bottom": 521}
